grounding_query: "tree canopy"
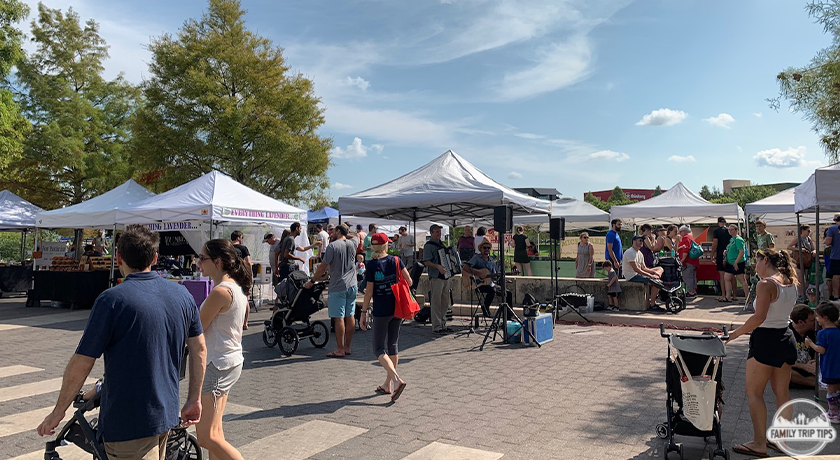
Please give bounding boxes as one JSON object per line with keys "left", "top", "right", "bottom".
{"left": 773, "top": 0, "right": 840, "bottom": 163}
{"left": 132, "top": 0, "right": 332, "bottom": 206}
{"left": 0, "top": 0, "right": 30, "bottom": 170}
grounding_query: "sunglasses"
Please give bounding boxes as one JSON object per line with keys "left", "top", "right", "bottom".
{"left": 198, "top": 254, "right": 212, "bottom": 262}
{"left": 581, "top": 236, "right": 589, "bottom": 239}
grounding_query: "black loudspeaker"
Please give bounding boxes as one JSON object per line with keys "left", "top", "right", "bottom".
{"left": 494, "top": 206, "right": 513, "bottom": 233}
{"left": 550, "top": 217, "right": 565, "bottom": 240}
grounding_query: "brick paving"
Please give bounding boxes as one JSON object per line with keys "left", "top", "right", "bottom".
{"left": 0, "top": 293, "right": 838, "bottom": 459}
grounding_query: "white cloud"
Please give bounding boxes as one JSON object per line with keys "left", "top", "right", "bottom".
{"left": 508, "top": 171, "right": 523, "bottom": 179}
{"left": 754, "top": 146, "right": 817, "bottom": 168}
{"left": 333, "top": 182, "right": 353, "bottom": 190}
{"left": 703, "top": 113, "right": 735, "bottom": 129}
{"left": 325, "top": 105, "right": 456, "bottom": 146}
{"left": 753, "top": 112, "right": 763, "bottom": 118}
{"left": 635, "top": 109, "right": 687, "bottom": 127}
{"left": 588, "top": 150, "right": 629, "bottom": 162}
{"left": 667, "top": 155, "right": 696, "bottom": 163}
{"left": 330, "top": 137, "right": 383, "bottom": 160}
{"left": 496, "top": 36, "right": 592, "bottom": 101}
{"left": 515, "top": 133, "right": 546, "bottom": 140}
{"left": 341, "top": 76, "right": 370, "bottom": 91}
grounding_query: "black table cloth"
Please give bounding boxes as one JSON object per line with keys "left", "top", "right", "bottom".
{"left": 29, "top": 270, "right": 110, "bottom": 309}
{"left": 0, "top": 265, "right": 32, "bottom": 293}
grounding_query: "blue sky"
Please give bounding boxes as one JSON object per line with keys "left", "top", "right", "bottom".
{"left": 19, "top": 0, "right": 835, "bottom": 204}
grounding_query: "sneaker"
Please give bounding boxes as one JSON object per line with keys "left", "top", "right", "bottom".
{"left": 647, "top": 305, "right": 666, "bottom": 313}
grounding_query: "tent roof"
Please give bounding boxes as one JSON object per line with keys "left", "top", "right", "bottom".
{"left": 307, "top": 207, "right": 339, "bottom": 223}
{"left": 515, "top": 199, "right": 610, "bottom": 231}
{"left": 36, "top": 180, "right": 155, "bottom": 229}
{"left": 0, "top": 190, "right": 43, "bottom": 230}
{"left": 115, "top": 171, "right": 306, "bottom": 226}
{"left": 794, "top": 163, "right": 840, "bottom": 213}
{"left": 743, "top": 187, "right": 816, "bottom": 225}
{"left": 610, "top": 182, "right": 744, "bottom": 225}
{"left": 338, "top": 150, "right": 551, "bottom": 224}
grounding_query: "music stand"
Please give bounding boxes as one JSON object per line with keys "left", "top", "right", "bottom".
{"left": 549, "top": 226, "right": 590, "bottom": 323}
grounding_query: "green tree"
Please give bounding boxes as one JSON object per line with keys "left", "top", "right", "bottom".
{"left": 699, "top": 185, "right": 722, "bottom": 201}
{"left": 652, "top": 185, "right": 662, "bottom": 197}
{"left": 584, "top": 192, "right": 610, "bottom": 211}
{"left": 1, "top": 5, "right": 138, "bottom": 209}
{"left": 711, "top": 185, "right": 778, "bottom": 211}
{"left": 132, "top": 0, "right": 332, "bottom": 206}
{"left": 0, "top": 0, "right": 30, "bottom": 170}
{"left": 772, "top": 0, "right": 840, "bottom": 163}
{"left": 608, "top": 186, "right": 628, "bottom": 203}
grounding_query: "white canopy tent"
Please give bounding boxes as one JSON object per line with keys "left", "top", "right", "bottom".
{"left": 0, "top": 190, "right": 42, "bottom": 230}
{"left": 338, "top": 150, "right": 551, "bottom": 225}
{"left": 514, "top": 199, "right": 610, "bottom": 231}
{"left": 331, "top": 216, "right": 449, "bottom": 237}
{"left": 794, "top": 163, "right": 840, "bottom": 214}
{"left": 610, "top": 182, "right": 744, "bottom": 226}
{"left": 743, "top": 187, "right": 816, "bottom": 226}
{"left": 36, "top": 180, "right": 155, "bottom": 229}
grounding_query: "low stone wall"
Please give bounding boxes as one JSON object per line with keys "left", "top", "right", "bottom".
{"left": 415, "top": 274, "right": 649, "bottom": 311}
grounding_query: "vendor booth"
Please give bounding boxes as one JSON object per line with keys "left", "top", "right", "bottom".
{"left": 0, "top": 190, "right": 43, "bottom": 294}
{"left": 307, "top": 207, "right": 339, "bottom": 224}
{"left": 794, "top": 163, "right": 840, "bottom": 301}
{"left": 514, "top": 198, "right": 610, "bottom": 231}
{"left": 744, "top": 187, "right": 808, "bottom": 226}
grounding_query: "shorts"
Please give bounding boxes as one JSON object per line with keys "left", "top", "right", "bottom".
{"left": 627, "top": 274, "right": 650, "bottom": 284}
{"left": 748, "top": 327, "right": 796, "bottom": 368}
{"left": 328, "top": 286, "right": 358, "bottom": 318}
{"left": 724, "top": 261, "right": 745, "bottom": 275}
{"left": 202, "top": 362, "right": 242, "bottom": 395}
{"left": 829, "top": 259, "right": 840, "bottom": 278}
{"left": 608, "top": 292, "right": 618, "bottom": 298}
{"left": 715, "top": 255, "right": 726, "bottom": 272}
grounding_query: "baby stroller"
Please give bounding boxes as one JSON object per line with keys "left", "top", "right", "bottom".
{"left": 45, "top": 381, "right": 201, "bottom": 460}
{"left": 657, "top": 324, "right": 728, "bottom": 460}
{"left": 654, "top": 256, "right": 686, "bottom": 314}
{"left": 263, "top": 270, "right": 330, "bottom": 356}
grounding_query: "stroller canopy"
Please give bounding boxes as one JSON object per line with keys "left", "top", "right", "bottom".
{"left": 670, "top": 335, "right": 726, "bottom": 357}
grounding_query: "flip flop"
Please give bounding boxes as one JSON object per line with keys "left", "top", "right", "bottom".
{"left": 345, "top": 351, "right": 352, "bottom": 356}
{"left": 375, "top": 386, "right": 391, "bottom": 395}
{"left": 326, "top": 351, "right": 345, "bottom": 358}
{"left": 732, "top": 444, "right": 767, "bottom": 458}
{"left": 717, "top": 298, "right": 728, "bottom": 302}
{"left": 391, "top": 381, "right": 407, "bottom": 402}
{"left": 766, "top": 441, "right": 782, "bottom": 452}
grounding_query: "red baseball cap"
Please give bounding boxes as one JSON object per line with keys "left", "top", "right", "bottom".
{"left": 371, "top": 232, "right": 392, "bottom": 245}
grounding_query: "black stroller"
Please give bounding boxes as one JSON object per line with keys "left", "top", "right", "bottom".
{"left": 263, "top": 270, "right": 330, "bottom": 356}
{"left": 654, "top": 256, "right": 686, "bottom": 314}
{"left": 45, "top": 382, "right": 201, "bottom": 460}
{"left": 657, "top": 324, "right": 729, "bottom": 460}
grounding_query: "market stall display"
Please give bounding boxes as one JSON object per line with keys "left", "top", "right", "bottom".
{"left": 28, "top": 270, "right": 110, "bottom": 309}
{"left": 610, "top": 182, "right": 744, "bottom": 226}
{"left": 0, "top": 190, "right": 43, "bottom": 293}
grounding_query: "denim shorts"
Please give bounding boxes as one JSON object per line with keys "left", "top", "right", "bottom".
{"left": 627, "top": 274, "right": 650, "bottom": 284}
{"left": 202, "top": 362, "right": 242, "bottom": 396}
{"left": 328, "top": 286, "right": 357, "bottom": 318}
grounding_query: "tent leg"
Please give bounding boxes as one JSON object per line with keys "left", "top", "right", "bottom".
{"left": 109, "top": 225, "right": 117, "bottom": 287}
{"left": 796, "top": 213, "right": 804, "bottom": 296}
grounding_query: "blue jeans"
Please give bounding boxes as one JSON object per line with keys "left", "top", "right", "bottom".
{"left": 328, "top": 286, "right": 357, "bottom": 318}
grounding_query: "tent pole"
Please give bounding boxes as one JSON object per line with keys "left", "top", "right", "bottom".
{"left": 20, "top": 231, "right": 25, "bottom": 264}
{"left": 109, "top": 225, "right": 117, "bottom": 287}
{"left": 814, "top": 206, "right": 822, "bottom": 401}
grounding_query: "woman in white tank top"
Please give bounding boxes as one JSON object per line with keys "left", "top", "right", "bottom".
{"left": 196, "top": 239, "right": 251, "bottom": 460}
{"left": 726, "top": 248, "right": 799, "bottom": 457}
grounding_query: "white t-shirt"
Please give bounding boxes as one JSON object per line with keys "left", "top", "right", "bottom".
{"left": 317, "top": 230, "right": 329, "bottom": 252}
{"left": 398, "top": 233, "right": 415, "bottom": 258}
{"left": 622, "top": 246, "right": 646, "bottom": 279}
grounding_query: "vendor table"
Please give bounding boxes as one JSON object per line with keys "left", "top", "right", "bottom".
{"left": 696, "top": 263, "right": 719, "bottom": 282}
{"left": 28, "top": 270, "right": 110, "bottom": 309}
{"left": 0, "top": 265, "right": 32, "bottom": 293}
{"left": 178, "top": 279, "right": 213, "bottom": 307}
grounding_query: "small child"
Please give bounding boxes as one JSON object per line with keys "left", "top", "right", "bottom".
{"left": 805, "top": 302, "right": 840, "bottom": 423}
{"left": 602, "top": 260, "right": 621, "bottom": 310}
{"left": 356, "top": 254, "right": 366, "bottom": 294}
{"left": 807, "top": 286, "right": 818, "bottom": 310}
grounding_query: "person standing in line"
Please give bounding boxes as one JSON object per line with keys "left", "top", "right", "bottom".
{"left": 306, "top": 223, "right": 359, "bottom": 357}
{"left": 754, "top": 220, "right": 775, "bottom": 251}
{"left": 512, "top": 226, "right": 533, "bottom": 276}
{"left": 824, "top": 214, "right": 840, "bottom": 301}
{"left": 726, "top": 248, "right": 798, "bottom": 458}
{"left": 423, "top": 224, "right": 452, "bottom": 333}
{"left": 360, "top": 232, "right": 411, "bottom": 402}
{"left": 677, "top": 226, "right": 699, "bottom": 297}
{"left": 263, "top": 233, "right": 281, "bottom": 286}
{"left": 711, "top": 217, "right": 733, "bottom": 302}
{"left": 723, "top": 224, "right": 748, "bottom": 303}
{"left": 231, "top": 231, "right": 252, "bottom": 330}
{"left": 37, "top": 225, "right": 206, "bottom": 460}
{"left": 605, "top": 219, "right": 624, "bottom": 278}
{"left": 278, "top": 222, "right": 320, "bottom": 283}
{"left": 315, "top": 224, "right": 330, "bottom": 259}
{"left": 195, "top": 239, "right": 250, "bottom": 460}
{"left": 363, "top": 223, "right": 377, "bottom": 261}
{"left": 788, "top": 224, "right": 816, "bottom": 299}
{"left": 457, "top": 225, "right": 476, "bottom": 263}
{"left": 474, "top": 227, "right": 487, "bottom": 251}
{"left": 397, "top": 226, "right": 415, "bottom": 267}
{"left": 355, "top": 224, "right": 367, "bottom": 256}
{"left": 575, "top": 232, "right": 595, "bottom": 278}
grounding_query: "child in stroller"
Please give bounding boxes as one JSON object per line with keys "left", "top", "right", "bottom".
{"left": 657, "top": 325, "right": 729, "bottom": 460}
{"left": 654, "top": 256, "right": 687, "bottom": 314}
{"left": 44, "top": 378, "right": 201, "bottom": 460}
{"left": 263, "top": 270, "right": 330, "bottom": 356}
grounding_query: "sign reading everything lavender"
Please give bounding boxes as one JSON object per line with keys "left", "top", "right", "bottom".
{"left": 221, "top": 207, "right": 301, "bottom": 222}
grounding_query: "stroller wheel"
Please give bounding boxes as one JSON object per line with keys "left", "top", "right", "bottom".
{"left": 669, "top": 297, "right": 685, "bottom": 314}
{"left": 278, "top": 326, "right": 299, "bottom": 356}
{"left": 655, "top": 423, "right": 668, "bottom": 439}
{"left": 309, "top": 321, "right": 329, "bottom": 348}
{"left": 678, "top": 443, "right": 684, "bottom": 460}
{"left": 262, "top": 326, "right": 277, "bottom": 347}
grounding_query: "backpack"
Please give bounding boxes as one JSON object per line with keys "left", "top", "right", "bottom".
{"left": 688, "top": 240, "right": 703, "bottom": 259}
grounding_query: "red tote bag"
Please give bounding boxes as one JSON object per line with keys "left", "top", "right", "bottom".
{"left": 391, "top": 256, "right": 420, "bottom": 320}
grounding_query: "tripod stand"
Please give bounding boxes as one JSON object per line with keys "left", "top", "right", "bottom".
{"left": 549, "top": 230, "right": 590, "bottom": 323}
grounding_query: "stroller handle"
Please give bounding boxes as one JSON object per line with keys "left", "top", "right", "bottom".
{"left": 660, "top": 323, "right": 668, "bottom": 338}
{"left": 660, "top": 323, "right": 730, "bottom": 340}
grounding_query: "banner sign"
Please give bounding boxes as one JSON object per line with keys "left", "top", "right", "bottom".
{"left": 144, "top": 221, "right": 198, "bottom": 231}
{"left": 35, "top": 241, "right": 67, "bottom": 269}
{"left": 221, "top": 207, "right": 301, "bottom": 222}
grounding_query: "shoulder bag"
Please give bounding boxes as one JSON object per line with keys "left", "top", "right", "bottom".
{"left": 391, "top": 257, "right": 420, "bottom": 320}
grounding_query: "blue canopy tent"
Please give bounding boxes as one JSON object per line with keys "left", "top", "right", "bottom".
{"left": 307, "top": 207, "right": 339, "bottom": 224}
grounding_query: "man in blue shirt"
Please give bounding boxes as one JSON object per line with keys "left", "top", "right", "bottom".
{"left": 825, "top": 214, "right": 840, "bottom": 301}
{"left": 605, "top": 219, "right": 623, "bottom": 277}
{"left": 38, "top": 225, "right": 206, "bottom": 460}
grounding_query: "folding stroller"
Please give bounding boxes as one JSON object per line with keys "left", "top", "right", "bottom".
{"left": 657, "top": 324, "right": 729, "bottom": 460}
{"left": 654, "top": 256, "right": 686, "bottom": 314}
{"left": 263, "top": 271, "right": 330, "bottom": 356}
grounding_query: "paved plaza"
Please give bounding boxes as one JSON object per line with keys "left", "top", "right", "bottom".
{"left": 1, "top": 294, "right": 839, "bottom": 459}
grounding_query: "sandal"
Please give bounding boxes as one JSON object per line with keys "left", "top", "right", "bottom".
{"left": 375, "top": 386, "right": 391, "bottom": 395}
{"left": 326, "top": 351, "right": 345, "bottom": 358}
{"left": 732, "top": 443, "right": 767, "bottom": 458}
{"left": 391, "top": 381, "right": 407, "bottom": 402}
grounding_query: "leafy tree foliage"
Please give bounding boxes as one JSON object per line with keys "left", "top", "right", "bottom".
{"left": 584, "top": 192, "right": 610, "bottom": 211}
{"left": 1, "top": 5, "right": 138, "bottom": 208}
{"left": 0, "top": 0, "right": 30, "bottom": 170}
{"left": 652, "top": 185, "right": 662, "bottom": 197}
{"left": 773, "top": 0, "right": 840, "bottom": 163}
{"left": 608, "top": 186, "right": 628, "bottom": 203}
{"left": 699, "top": 185, "right": 723, "bottom": 201}
{"left": 132, "top": 0, "right": 332, "bottom": 206}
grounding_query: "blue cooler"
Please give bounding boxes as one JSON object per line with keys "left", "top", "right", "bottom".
{"left": 523, "top": 313, "right": 553, "bottom": 346}
{"left": 505, "top": 321, "right": 522, "bottom": 344}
